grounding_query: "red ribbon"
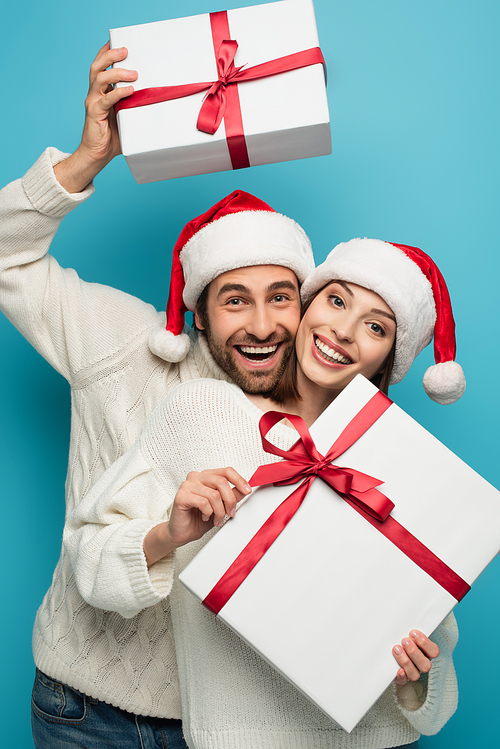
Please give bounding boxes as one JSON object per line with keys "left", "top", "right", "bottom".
{"left": 115, "top": 10, "right": 326, "bottom": 170}
{"left": 203, "top": 391, "right": 470, "bottom": 614}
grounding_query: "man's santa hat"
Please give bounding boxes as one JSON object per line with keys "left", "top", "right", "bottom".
{"left": 149, "top": 190, "right": 314, "bottom": 362}
{"left": 300, "top": 238, "right": 466, "bottom": 405}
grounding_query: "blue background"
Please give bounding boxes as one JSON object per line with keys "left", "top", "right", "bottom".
{"left": 1, "top": 1, "right": 498, "bottom": 746}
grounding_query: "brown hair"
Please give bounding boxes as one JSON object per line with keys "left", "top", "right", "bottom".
{"left": 194, "top": 284, "right": 210, "bottom": 332}
{"left": 270, "top": 286, "right": 397, "bottom": 404}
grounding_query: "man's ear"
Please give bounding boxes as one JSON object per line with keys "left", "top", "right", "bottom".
{"left": 194, "top": 307, "right": 205, "bottom": 331}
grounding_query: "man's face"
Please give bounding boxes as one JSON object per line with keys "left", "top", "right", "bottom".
{"left": 195, "top": 265, "right": 301, "bottom": 395}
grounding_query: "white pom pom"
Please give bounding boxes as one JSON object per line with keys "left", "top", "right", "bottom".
{"left": 423, "top": 361, "right": 466, "bottom": 405}
{"left": 148, "top": 328, "right": 190, "bottom": 362}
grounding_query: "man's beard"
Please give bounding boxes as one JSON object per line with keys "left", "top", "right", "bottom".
{"left": 204, "top": 327, "right": 295, "bottom": 395}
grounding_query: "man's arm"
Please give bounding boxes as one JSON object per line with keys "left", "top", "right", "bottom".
{"left": 54, "top": 42, "right": 138, "bottom": 193}
{"left": 0, "top": 46, "right": 162, "bottom": 381}
{"left": 0, "top": 147, "right": 162, "bottom": 380}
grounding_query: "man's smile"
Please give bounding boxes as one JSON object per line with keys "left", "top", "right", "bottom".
{"left": 234, "top": 343, "right": 280, "bottom": 362}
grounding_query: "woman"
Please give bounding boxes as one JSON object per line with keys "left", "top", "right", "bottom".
{"left": 64, "top": 238, "right": 464, "bottom": 749}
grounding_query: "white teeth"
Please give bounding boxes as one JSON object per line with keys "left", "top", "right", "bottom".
{"left": 239, "top": 345, "right": 278, "bottom": 354}
{"left": 315, "top": 337, "right": 351, "bottom": 365}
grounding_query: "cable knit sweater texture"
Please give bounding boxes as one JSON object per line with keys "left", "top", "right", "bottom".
{"left": 1, "top": 150, "right": 458, "bottom": 747}
{"left": 0, "top": 148, "right": 233, "bottom": 719}
{"left": 66, "top": 379, "right": 459, "bottom": 749}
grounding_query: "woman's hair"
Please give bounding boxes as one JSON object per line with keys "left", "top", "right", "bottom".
{"left": 269, "top": 284, "right": 396, "bottom": 404}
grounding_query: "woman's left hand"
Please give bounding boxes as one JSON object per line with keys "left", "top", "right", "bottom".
{"left": 393, "top": 629, "right": 440, "bottom": 685}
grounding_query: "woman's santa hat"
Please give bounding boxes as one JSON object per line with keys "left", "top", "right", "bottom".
{"left": 300, "top": 238, "right": 466, "bottom": 405}
{"left": 149, "top": 190, "right": 314, "bottom": 363}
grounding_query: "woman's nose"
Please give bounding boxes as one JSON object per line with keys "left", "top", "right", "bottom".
{"left": 330, "top": 316, "right": 355, "bottom": 342}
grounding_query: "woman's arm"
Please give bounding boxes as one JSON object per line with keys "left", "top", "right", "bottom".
{"left": 64, "top": 395, "right": 251, "bottom": 617}
{"left": 63, "top": 439, "right": 175, "bottom": 618}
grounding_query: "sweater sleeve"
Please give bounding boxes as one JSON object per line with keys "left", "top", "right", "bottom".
{"left": 394, "top": 612, "right": 459, "bottom": 734}
{"left": 64, "top": 420, "right": 178, "bottom": 619}
{"left": 0, "top": 148, "right": 163, "bottom": 381}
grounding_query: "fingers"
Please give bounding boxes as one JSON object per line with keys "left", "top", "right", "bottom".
{"left": 178, "top": 469, "right": 251, "bottom": 528}
{"left": 87, "top": 44, "right": 138, "bottom": 108}
{"left": 94, "top": 76, "right": 136, "bottom": 112}
{"left": 94, "top": 66, "right": 138, "bottom": 96}
{"left": 392, "top": 630, "right": 440, "bottom": 684}
{"left": 198, "top": 468, "right": 251, "bottom": 525}
{"left": 89, "top": 43, "right": 133, "bottom": 85}
{"left": 208, "top": 467, "right": 252, "bottom": 501}
{"left": 408, "top": 630, "right": 440, "bottom": 660}
{"left": 183, "top": 477, "right": 229, "bottom": 527}
{"left": 394, "top": 667, "right": 408, "bottom": 686}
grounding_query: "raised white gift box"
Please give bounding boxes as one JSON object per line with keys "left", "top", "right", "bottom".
{"left": 110, "top": 0, "right": 331, "bottom": 183}
{"left": 179, "top": 374, "right": 500, "bottom": 732}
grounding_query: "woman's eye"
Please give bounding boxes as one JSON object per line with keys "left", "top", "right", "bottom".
{"left": 369, "top": 322, "right": 385, "bottom": 336}
{"left": 329, "top": 295, "right": 344, "bottom": 308}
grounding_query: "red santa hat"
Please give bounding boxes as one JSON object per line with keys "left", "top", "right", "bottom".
{"left": 300, "top": 238, "right": 466, "bottom": 405}
{"left": 149, "top": 190, "right": 314, "bottom": 362}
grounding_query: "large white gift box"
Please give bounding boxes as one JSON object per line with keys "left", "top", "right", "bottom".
{"left": 179, "top": 374, "right": 500, "bottom": 733}
{"left": 110, "top": 0, "right": 331, "bottom": 183}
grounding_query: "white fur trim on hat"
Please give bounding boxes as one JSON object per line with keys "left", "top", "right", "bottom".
{"left": 301, "top": 239, "right": 436, "bottom": 385}
{"left": 148, "top": 328, "right": 191, "bottom": 363}
{"left": 180, "top": 211, "right": 314, "bottom": 310}
{"left": 423, "top": 361, "right": 466, "bottom": 405}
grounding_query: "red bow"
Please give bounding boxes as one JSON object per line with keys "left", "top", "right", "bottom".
{"left": 197, "top": 39, "right": 245, "bottom": 135}
{"left": 251, "top": 409, "right": 394, "bottom": 523}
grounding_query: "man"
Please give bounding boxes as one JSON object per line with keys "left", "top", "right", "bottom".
{"left": 0, "top": 44, "right": 313, "bottom": 748}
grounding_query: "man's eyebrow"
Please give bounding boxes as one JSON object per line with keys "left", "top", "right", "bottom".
{"left": 371, "top": 308, "right": 396, "bottom": 323}
{"left": 216, "top": 279, "right": 298, "bottom": 298}
{"left": 267, "top": 280, "right": 298, "bottom": 293}
{"left": 216, "top": 283, "right": 250, "bottom": 298}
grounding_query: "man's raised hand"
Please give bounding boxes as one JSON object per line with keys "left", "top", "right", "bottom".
{"left": 54, "top": 43, "right": 138, "bottom": 193}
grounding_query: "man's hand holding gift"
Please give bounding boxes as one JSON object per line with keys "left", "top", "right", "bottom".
{"left": 54, "top": 43, "right": 138, "bottom": 193}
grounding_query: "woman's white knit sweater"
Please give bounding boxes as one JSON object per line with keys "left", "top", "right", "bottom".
{"left": 0, "top": 148, "right": 233, "bottom": 718}
{"left": 66, "top": 378, "right": 459, "bottom": 749}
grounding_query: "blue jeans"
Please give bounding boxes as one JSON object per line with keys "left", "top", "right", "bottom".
{"left": 31, "top": 669, "right": 188, "bottom": 749}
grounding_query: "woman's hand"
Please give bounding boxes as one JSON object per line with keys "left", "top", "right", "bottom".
{"left": 54, "top": 42, "right": 138, "bottom": 193}
{"left": 143, "top": 468, "right": 251, "bottom": 567}
{"left": 393, "top": 629, "right": 440, "bottom": 686}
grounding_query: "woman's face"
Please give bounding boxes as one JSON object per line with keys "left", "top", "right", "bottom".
{"left": 295, "top": 281, "right": 397, "bottom": 399}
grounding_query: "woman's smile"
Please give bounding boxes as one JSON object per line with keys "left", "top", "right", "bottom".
{"left": 312, "top": 334, "right": 353, "bottom": 366}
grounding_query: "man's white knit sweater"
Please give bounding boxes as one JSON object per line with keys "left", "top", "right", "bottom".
{"left": 0, "top": 148, "right": 233, "bottom": 718}
{"left": 66, "top": 378, "right": 459, "bottom": 749}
